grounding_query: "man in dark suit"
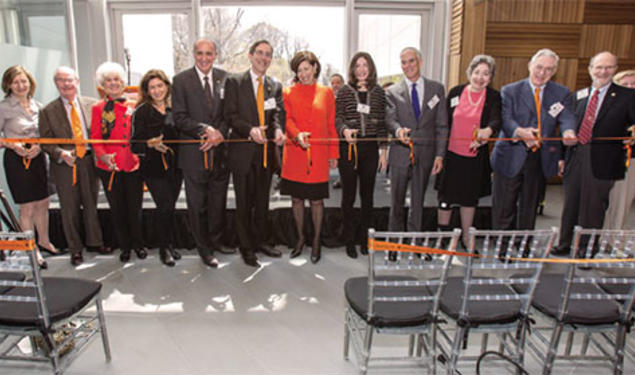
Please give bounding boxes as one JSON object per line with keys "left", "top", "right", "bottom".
{"left": 554, "top": 51, "right": 635, "bottom": 256}
{"left": 491, "top": 48, "right": 577, "bottom": 231}
{"left": 172, "top": 38, "right": 232, "bottom": 268}
{"left": 223, "top": 40, "right": 286, "bottom": 267}
{"left": 38, "top": 66, "right": 112, "bottom": 266}
{"left": 386, "top": 47, "right": 448, "bottom": 232}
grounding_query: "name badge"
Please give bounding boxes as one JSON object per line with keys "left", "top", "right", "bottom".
{"left": 357, "top": 103, "right": 370, "bottom": 114}
{"left": 427, "top": 94, "right": 440, "bottom": 109}
{"left": 264, "top": 97, "right": 277, "bottom": 110}
{"left": 450, "top": 96, "right": 459, "bottom": 108}
{"left": 549, "top": 102, "right": 564, "bottom": 118}
{"left": 219, "top": 88, "right": 224, "bottom": 100}
{"left": 576, "top": 88, "right": 589, "bottom": 100}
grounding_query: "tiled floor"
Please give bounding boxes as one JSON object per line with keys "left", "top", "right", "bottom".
{"left": 3, "top": 183, "right": 634, "bottom": 375}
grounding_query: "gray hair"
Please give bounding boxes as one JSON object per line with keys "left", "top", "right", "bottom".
{"left": 400, "top": 47, "right": 423, "bottom": 62}
{"left": 530, "top": 48, "right": 559, "bottom": 66}
{"left": 588, "top": 51, "right": 617, "bottom": 67}
{"left": 54, "top": 66, "right": 79, "bottom": 81}
{"left": 95, "top": 62, "right": 125, "bottom": 86}
{"left": 466, "top": 54, "right": 496, "bottom": 80}
{"left": 193, "top": 38, "right": 219, "bottom": 55}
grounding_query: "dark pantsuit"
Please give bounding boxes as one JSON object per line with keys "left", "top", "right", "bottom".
{"left": 182, "top": 165, "right": 229, "bottom": 257}
{"left": 145, "top": 169, "right": 183, "bottom": 248}
{"left": 338, "top": 141, "right": 378, "bottom": 245}
{"left": 97, "top": 169, "right": 144, "bottom": 251}
{"left": 559, "top": 144, "right": 613, "bottom": 247}
{"left": 492, "top": 151, "right": 544, "bottom": 230}
{"left": 232, "top": 152, "right": 272, "bottom": 253}
{"left": 51, "top": 153, "right": 102, "bottom": 255}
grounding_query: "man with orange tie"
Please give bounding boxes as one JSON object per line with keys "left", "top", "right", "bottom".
{"left": 491, "top": 48, "right": 577, "bottom": 231}
{"left": 39, "top": 67, "right": 112, "bottom": 266}
{"left": 553, "top": 51, "right": 635, "bottom": 256}
{"left": 223, "top": 40, "right": 286, "bottom": 267}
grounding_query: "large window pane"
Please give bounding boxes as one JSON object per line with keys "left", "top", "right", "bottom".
{"left": 199, "top": 5, "right": 345, "bottom": 85}
{"left": 358, "top": 14, "right": 421, "bottom": 81}
{"left": 122, "top": 13, "right": 190, "bottom": 83}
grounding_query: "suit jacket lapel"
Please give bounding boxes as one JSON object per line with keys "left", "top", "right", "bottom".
{"left": 54, "top": 98, "right": 73, "bottom": 138}
{"left": 241, "top": 71, "right": 258, "bottom": 121}
{"left": 399, "top": 80, "right": 417, "bottom": 126}
{"left": 595, "top": 83, "right": 615, "bottom": 123}
{"left": 521, "top": 80, "right": 537, "bottom": 121}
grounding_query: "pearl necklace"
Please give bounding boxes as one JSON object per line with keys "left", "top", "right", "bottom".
{"left": 467, "top": 85, "right": 485, "bottom": 107}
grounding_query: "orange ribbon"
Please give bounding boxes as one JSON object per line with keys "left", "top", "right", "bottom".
{"left": 626, "top": 144, "right": 632, "bottom": 168}
{"left": 72, "top": 164, "right": 77, "bottom": 186}
{"left": 22, "top": 157, "right": 31, "bottom": 170}
{"left": 408, "top": 140, "right": 415, "bottom": 166}
{"left": 161, "top": 153, "right": 168, "bottom": 171}
{"left": 0, "top": 239, "right": 36, "bottom": 251}
{"left": 306, "top": 146, "right": 312, "bottom": 175}
{"left": 108, "top": 170, "right": 115, "bottom": 191}
{"left": 262, "top": 128, "right": 267, "bottom": 169}
{"left": 203, "top": 150, "right": 214, "bottom": 171}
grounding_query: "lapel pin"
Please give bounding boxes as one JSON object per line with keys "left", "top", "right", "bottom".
{"left": 611, "top": 92, "right": 616, "bottom": 97}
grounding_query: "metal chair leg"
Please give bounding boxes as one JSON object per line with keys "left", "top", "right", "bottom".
{"left": 543, "top": 323, "right": 564, "bottom": 375}
{"left": 360, "top": 328, "right": 374, "bottom": 375}
{"left": 96, "top": 297, "right": 112, "bottom": 361}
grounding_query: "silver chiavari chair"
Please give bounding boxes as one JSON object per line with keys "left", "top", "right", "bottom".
{"left": 436, "top": 227, "right": 558, "bottom": 374}
{"left": 343, "top": 228, "right": 461, "bottom": 375}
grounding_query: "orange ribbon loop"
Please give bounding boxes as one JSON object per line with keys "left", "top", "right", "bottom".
{"left": 72, "top": 164, "right": 77, "bottom": 186}
{"left": 22, "top": 157, "right": 31, "bottom": 170}
{"left": 161, "top": 153, "right": 168, "bottom": 171}
{"left": 306, "top": 146, "right": 312, "bottom": 175}
{"left": 262, "top": 128, "right": 267, "bottom": 169}
{"left": 408, "top": 140, "right": 415, "bottom": 166}
{"left": 625, "top": 144, "right": 632, "bottom": 168}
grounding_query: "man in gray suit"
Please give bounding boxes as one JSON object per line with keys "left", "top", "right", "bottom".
{"left": 386, "top": 47, "right": 448, "bottom": 232}
{"left": 38, "top": 66, "right": 111, "bottom": 266}
{"left": 172, "top": 38, "right": 232, "bottom": 268}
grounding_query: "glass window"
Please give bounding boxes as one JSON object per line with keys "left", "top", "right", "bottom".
{"left": 358, "top": 14, "right": 421, "bottom": 82}
{"left": 199, "top": 5, "right": 345, "bottom": 86}
{"left": 122, "top": 13, "right": 190, "bottom": 83}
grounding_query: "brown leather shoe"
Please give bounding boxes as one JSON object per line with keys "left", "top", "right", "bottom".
{"left": 201, "top": 254, "right": 219, "bottom": 268}
{"left": 86, "top": 246, "right": 113, "bottom": 255}
{"left": 71, "top": 253, "right": 84, "bottom": 266}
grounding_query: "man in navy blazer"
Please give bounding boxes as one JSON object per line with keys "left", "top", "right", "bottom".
{"left": 172, "top": 38, "right": 231, "bottom": 268}
{"left": 223, "top": 40, "right": 286, "bottom": 267}
{"left": 491, "top": 48, "right": 577, "bottom": 230}
{"left": 554, "top": 51, "right": 635, "bottom": 256}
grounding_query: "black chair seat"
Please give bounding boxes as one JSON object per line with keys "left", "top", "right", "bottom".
{"left": 516, "top": 273, "right": 620, "bottom": 325}
{"left": 0, "top": 277, "right": 101, "bottom": 327}
{"left": 345, "top": 276, "right": 434, "bottom": 328}
{"left": 439, "top": 277, "right": 521, "bottom": 326}
{"left": 0, "top": 271, "right": 26, "bottom": 294}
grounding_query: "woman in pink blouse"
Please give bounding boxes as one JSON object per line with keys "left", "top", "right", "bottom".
{"left": 435, "top": 55, "right": 501, "bottom": 247}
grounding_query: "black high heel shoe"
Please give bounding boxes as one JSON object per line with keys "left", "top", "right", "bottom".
{"left": 134, "top": 247, "right": 148, "bottom": 259}
{"left": 168, "top": 246, "right": 181, "bottom": 260}
{"left": 120, "top": 249, "right": 131, "bottom": 263}
{"left": 311, "top": 238, "right": 321, "bottom": 264}
{"left": 160, "top": 248, "right": 175, "bottom": 267}
{"left": 345, "top": 244, "right": 357, "bottom": 259}
{"left": 39, "top": 243, "right": 62, "bottom": 256}
{"left": 290, "top": 237, "right": 304, "bottom": 258}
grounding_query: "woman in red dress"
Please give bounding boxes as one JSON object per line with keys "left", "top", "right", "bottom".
{"left": 281, "top": 51, "right": 339, "bottom": 263}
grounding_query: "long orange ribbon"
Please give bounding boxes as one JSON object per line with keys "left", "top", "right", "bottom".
{"left": 626, "top": 144, "right": 632, "bottom": 168}
{"left": 108, "top": 170, "right": 115, "bottom": 191}
{"left": 306, "top": 146, "right": 312, "bottom": 175}
{"left": 408, "top": 140, "right": 415, "bottom": 166}
{"left": 72, "top": 164, "right": 77, "bottom": 186}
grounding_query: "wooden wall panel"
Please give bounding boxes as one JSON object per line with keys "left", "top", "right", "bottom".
{"left": 579, "top": 25, "right": 634, "bottom": 58}
{"left": 553, "top": 58, "right": 579, "bottom": 89}
{"left": 487, "top": 0, "right": 583, "bottom": 23}
{"left": 448, "top": 54, "right": 462, "bottom": 89}
{"left": 485, "top": 23, "right": 581, "bottom": 58}
{"left": 450, "top": 0, "right": 463, "bottom": 55}
{"left": 584, "top": 0, "right": 635, "bottom": 24}
{"left": 489, "top": 57, "right": 528, "bottom": 91}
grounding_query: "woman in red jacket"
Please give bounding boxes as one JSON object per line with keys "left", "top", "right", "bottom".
{"left": 281, "top": 51, "right": 339, "bottom": 263}
{"left": 91, "top": 62, "right": 146, "bottom": 263}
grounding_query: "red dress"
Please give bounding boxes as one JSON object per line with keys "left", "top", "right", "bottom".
{"left": 281, "top": 83, "right": 338, "bottom": 198}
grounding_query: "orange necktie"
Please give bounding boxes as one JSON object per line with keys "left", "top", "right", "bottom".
{"left": 70, "top": 102, "right": 86, "bottom": 158}
{"left": 532, "top": 87, "right": 541, "bottom": 151}
{"left": 257, "top": 76, "right": 267, "bottom": 167}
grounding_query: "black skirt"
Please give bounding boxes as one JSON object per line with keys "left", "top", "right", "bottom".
{"left": 3, "top": 149, "right": 50, "bottom": 204}
{"left": 280, "top": 178, "right": 329, "bottom": 200}
{"left": 437, "top": 151, "right": 483, "bottom": 207}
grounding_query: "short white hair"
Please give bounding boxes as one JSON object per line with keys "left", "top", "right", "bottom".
{"left": 54, "top": 66, "right": 79, "bottom": 81}
{"left": 530, "top": 48, "right": 559, "bottom": 66}
{"left": 400, "top": 47, "right": 423, "bottom": 62}
{"left": 95, "top": 62, "right": 125, "bottom": 86}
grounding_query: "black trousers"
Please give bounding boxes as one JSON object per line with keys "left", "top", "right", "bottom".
{"left": 492, "top": 151, "right": 543, "bottom": 230}
{"left": 559, "top": 144, "right": 614, "bottom": 248}
{"left": 338, "top": 141, "right": 379, "bottom": 245}
{"left": 232, "top": 153, "right": 273, "bottom": 254}
{"left": 145, "top": 169, "right": 183, "bottom": 248}
{"left": 97, "top": 169, "right": 144, "bottom": 251}
{"left": 182, "top": 165, "right": 230, "bottom": 257}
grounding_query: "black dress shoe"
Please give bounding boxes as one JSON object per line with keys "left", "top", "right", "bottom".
{"left": 160, "top": 248, "right": 175, "bottom": 267}
{"left": 201, "top": 254, "right": 219, "bottom": 268}
{"left": 311, "top": 238, "right": 321, "bottom": 264}
{"left": 290, "top": 238, "right": 304, "bottom": 258}
{"left": 87, "top": 246, "right": 113, "bottom": 255}
{"left": 134, "top": 247, "right": 148, "bottom": 259}
{"left": 71, "top": 253, "right": 84, "bottom": 266}
{"left": 241, "top": 252, "right": 260, "bottom": 267}
{"left": 360, "top": 242, "right": 368, "bottom": 256}
{"left": 345, "top": 244, "right": 357, "bottom": 259}
{"left": 258, "top": 245, "right": 282, "bottom": 258}
{"left": 211, "top": 242, "right": 236, "bottom": 255}
{"left": 168, "top": 246, "right": 181, "bottom": 260}
{"left": 38, "top": 260, "right": 48, "bottom": 269}
{"left": 551, "top": 244, "right": 571, "bottom": 256}
{"left": 120, "top": 250, "right": 131, "bottom": 263}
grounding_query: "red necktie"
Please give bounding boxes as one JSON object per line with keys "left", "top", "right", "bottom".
{"left": 578, "top": 89, "right": 599, "bottom": 145}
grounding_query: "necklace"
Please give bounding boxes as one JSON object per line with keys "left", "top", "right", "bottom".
{"left": 467, "top": 85, "right": 485, "bottom": 107}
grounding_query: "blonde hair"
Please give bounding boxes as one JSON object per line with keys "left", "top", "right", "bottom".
{"left": 2, "top": 65, "right": 36, "bottom": 98}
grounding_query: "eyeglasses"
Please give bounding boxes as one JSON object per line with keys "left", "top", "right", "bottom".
{"left": 55, "top": 78, "right": 76, "bottom": 83}
{"left": 253, "top": 50, "right": 273, "bottom": 58}
{"left": 591, "top": 65, "right": 617, "bottom": 71}
{"left": 533, "top": 64, "right": 556, "bottom": 74}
